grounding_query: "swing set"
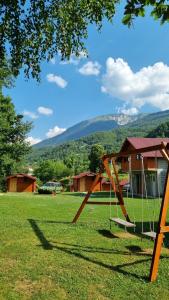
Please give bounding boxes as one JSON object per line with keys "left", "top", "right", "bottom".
{"left": 72, "top": 141, "right": 169, "bottom": 282}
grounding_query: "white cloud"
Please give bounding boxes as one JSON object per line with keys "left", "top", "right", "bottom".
{"left": 46, "top": 126, "right": 66, "bottom": 138}
{"left": 26, "top": 136, "right": 41, "bottom": 145}
{"left": 118, "top": 106, "right": 139, "bottom": 115}
{"left": 79, "top": 61, "right": 101, "bottom": 76}
{"left": 37, "top": 106, "right": 53, "bottom": 116}
{"left": 23, "top": 110, "right": 38, "bottom": 119}
{"left": 46, "top": 73, "right": 68, "bottom": 88}
{"left": 101, "top": 57, "right": 169, "bottom": 111}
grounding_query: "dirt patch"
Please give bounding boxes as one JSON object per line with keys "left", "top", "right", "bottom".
{"left": 135, "top": 247, "right": 169, "bottom": 255}
{"left": 14, "top": 277, "right": 67, "bottom": 299}
{"left": 0, "top": 258, "right": 18, "bottom": 272}
{"left": 113, "top": 231, "right": 138, "bottom": 239}
{"left": 14, "top": 279, "right": 35, "bottom": 297}
{"left": 87, "top": 284, "right": 110, "bottom": 300}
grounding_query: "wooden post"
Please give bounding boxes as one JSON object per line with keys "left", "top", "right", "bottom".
{"left": 149, "top": 159, "right": 169, "bottom": 281}
{"left": 103, "top": 158, "right": 130, "bottom": 222}
{"left": 72, "top": 173, "right": 102, "bottom": 223}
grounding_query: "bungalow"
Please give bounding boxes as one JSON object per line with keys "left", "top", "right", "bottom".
{"left": 120, "top": 137, "right": 169, "bottom": 197}
{"left": 7, "top": 174, "right": 36, "bottom": 193}
{"left": 72, "top": 172, "right": 102, "bottom": 192}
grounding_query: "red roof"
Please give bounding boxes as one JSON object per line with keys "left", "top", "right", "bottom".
{"left": 101, "top": 178, "right": 110, "bottom": 184}
{"left": 120, "top": 137, "right": 169, "bottom": 157}
{"left": 119, "top": 179, "right": 129, "bottom": 186}
{"left": 73, "top": 172, "right": 96, "bottom": 179}
{"left": 7, "top": 173, "right": 36, "bottom": 180}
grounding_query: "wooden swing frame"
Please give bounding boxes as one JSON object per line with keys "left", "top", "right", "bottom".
{"left": 72, "top": 142, "right": 169, "bottom": 282}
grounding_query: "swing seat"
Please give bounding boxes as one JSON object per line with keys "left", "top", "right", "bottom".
{"left": 142, "top": 231, "right": 156, "bottom": 239}
{"left": 109, "top": 217, "right": 136, "bottom": 228}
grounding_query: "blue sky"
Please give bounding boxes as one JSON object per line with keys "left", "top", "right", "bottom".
{"left": 3, "top": 8, "right": 169, "bottom": 145}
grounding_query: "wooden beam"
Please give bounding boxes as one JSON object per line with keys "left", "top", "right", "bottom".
{"left": 149, "top": 149, "right": 169, "bottom": 282}
{"left": 160, "top": 226, "right": 169, "bottom": 233}
{"left": 103, "top": 142, "right": 168, "bottom": 160}
{"left": 103, "top": 158, "right": 116, "bottom": 192}
{"left": 72, "top": 173, "right": 102, "bottom": 223}
{"left": 103, "top": 158, "right": 131, "bottom": 222}
{"left": 160, "top": 148, "right": 169, "bottom": 162}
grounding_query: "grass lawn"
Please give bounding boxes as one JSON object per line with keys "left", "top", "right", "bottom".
{"left": 0, "top": 192, "right": 169, "bottom": 300}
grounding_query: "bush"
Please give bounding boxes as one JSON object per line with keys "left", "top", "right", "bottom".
{"left": 38, "top": 188, "right": 53, "bottom": 194}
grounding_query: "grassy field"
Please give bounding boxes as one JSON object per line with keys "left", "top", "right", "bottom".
{"left": 0, "top": 192, "right": 169, "bottom": 300}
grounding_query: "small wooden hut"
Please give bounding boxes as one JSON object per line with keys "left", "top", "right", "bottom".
{"left": 72, "top": 172, "right": 102, "bottom": 192}
{"left": 7, "top": 174, "right": 36, "bottom": 193}
{"left": 101, "top": 178, "right": 111, "bottom": 191}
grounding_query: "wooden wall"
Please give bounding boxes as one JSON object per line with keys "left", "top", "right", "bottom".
{"left": 7, "top": 177, "right": 35, "bottom": 192}
{"left": 121, "top": 155, "right": 157, "bottom": 172}
{"left": 73, "top": 176, "right": 101, "bottom": 192}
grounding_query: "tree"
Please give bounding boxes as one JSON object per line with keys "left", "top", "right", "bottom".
{"left": 1, "top": 1, "right": 168, "bottom": 80}
{"left": 0, "top": 59, "right": 14, "bottom": 91}
{"left": 0, "top": 93, "right": 32, "bottom": 190}
{"left": 34, "top": 160, "right": 71, "bottom": 183}
{"left": 64, "top": 152, "right": 89, "bottom": 175}
{"left": 88, "top": 144, "right": 105, "bottom": 173}
{"left": 147, "top": 121, "right": 169, "bottom": 138}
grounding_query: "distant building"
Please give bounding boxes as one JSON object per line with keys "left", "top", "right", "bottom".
{"left": 7, "top": 174, "right": 36, "bottom": 193}
{"left": 72, "top": 172, "right": 128, "bottom": 193}
{"left": 120, "top": 137, "right": 169, "bottom": 197}
{"left": 72, "top": 172, "right": 102, "bottom": 192}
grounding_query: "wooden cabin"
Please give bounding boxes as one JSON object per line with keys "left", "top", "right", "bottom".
{"left": 72, "top": 172, "right": 102, "bottom": 192}
{"left": 7, "top": 174, "right": 36, "bottom": 193}
{"left": 101, "top": 179, "right": 111, "bottom": 191}
{"left": 72, "top": 172, "right": 129, "bottom": 193}
{"left": 120, "top": 137, "right": 169, "bottom": 197}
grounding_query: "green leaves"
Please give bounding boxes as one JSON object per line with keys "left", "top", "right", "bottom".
{"left": 0, "top": 88, "right": 32, "bottom": 190}
{"left": 88, "top": 144, "right": 105, "bottom": 173}
{"left": 1, "top": 0, "right": 169, "bottom": 79}
{"left": 0, "top": 0, "right": 117, "bottom": 80}
{"left": 123, "top": 0, "right": 169, "bottom": 26}
{"left": 34, "top": 160, "right": 71, "bottom": 182}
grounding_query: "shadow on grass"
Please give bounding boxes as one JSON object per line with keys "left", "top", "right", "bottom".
{"left": 97, "top": 229, "right": 119, "bottom": 239}
{"left": 67, "top": 192, "right": 114, "bottom": 198}
{"left": 28, "top": 218, "right": 168, "bottom": 281}
{"left": 33, "top": 219, "right": 71, "bottom": 225}
{"left": 28, "top": 219, "right": 53, "bottom": 250}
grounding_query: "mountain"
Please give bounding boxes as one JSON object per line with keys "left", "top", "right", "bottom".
{"left": 28, "top": 109, "right": 169, "bottom": 165}
{"left": 34, "top": 114, "right": 142, "bottom": 148}
{"left": 128, "top": 109, "right": 169, "bottom": 130}
{"left": 27, "top": 110, "right": 169, "bottom": 163}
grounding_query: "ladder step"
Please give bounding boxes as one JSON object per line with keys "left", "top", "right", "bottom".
{"left": 109, "top": 217, "right": 136, "bottom": 228}
{"left": 142, "top": 231, "right": 156, "bottom": 239}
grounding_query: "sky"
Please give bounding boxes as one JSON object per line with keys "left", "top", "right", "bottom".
{"left": 3, "top": 6, "right": 169, "bottom": 145}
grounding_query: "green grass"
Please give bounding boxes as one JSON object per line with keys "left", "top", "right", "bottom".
{"left": 0, "top": 192, "right": 169, "bottom": 300}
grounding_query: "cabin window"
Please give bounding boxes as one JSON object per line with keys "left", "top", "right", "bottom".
{"left": 136, "top": 154, "right": 142, "bottom": 160}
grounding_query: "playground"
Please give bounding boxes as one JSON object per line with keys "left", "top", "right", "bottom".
{"left": 0, "top": 192, "right": 169, "bottom": 300}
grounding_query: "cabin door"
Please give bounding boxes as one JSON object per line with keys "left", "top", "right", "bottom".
{"left": 9, "top": 178, "right": 17, "bottom": 192}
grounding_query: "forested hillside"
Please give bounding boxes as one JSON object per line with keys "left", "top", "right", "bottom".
{"left": 27, "top": 110, "right": 169, "bottom": 177}
{"left": 28, "top": 123, "right": 150, "bottom": 165}
{"left": 147, "top": 121, "right": 169, "bottom": 138}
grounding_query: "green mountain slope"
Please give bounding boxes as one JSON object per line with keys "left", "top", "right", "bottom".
{"left": 147, "top": 121, "right": 169, "bottom": 138}
{"left": 28, "top": 109, "right": 169, "bottom": 165}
